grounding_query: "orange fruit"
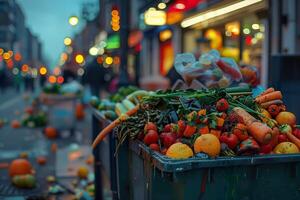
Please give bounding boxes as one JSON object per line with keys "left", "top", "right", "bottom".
{"left": 9, "top": 159, "right": 33, "bottom": 177}
{"left": 36, "top": 156, "right": 47, "bottom": 165}
{"left": 194, "top": 134, "right": 221, "bottom": 157}
{"left": 77, "top": 166, "right": 89, "bottom": 179}
{"left": 166, "top": 143, "right": 193, "bottom": 159}
{"left": 44, "top": 126, "right": 57, "bottom": 139}
{"left": 11, "top": 120, "right": 21, "bottom": 128}
{"left": 275, "top": 111, "right": 296, "bottom": 126}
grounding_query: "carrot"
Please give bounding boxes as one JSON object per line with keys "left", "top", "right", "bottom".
{"left": 232, "top": 107, "right": 257, "bottom": 126}
{"left": 199, "top": 126, "right": 209, "bottom": 135}
{"left": 259, "top": 87, "right": 275, "bottom": 97}
{"left": 286, "top": 131, "right": 300, "bottom": 149}
{"left": 233, "top": 107, "right": 273, "bottom": 144}
{"left": 255, "top": 91, "right": 282, "bottom": 104}
{"left": 248, "top": 122, "right": 273, "bottom": 144}
{"left": 260, "top": 100, "right": 283, "bottom": 108}
{"left": 92, "top": 105, "right": 140, "bottom": 149}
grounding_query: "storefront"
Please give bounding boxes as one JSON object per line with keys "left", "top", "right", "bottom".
{"left": 181, "top": 0, "right": 268, "bottom": 86}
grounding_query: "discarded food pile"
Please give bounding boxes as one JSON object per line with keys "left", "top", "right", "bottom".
{"left": 92, "top": 86, "right": 300, "bottom": 159}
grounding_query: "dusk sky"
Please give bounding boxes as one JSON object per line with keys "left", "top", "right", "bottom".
{"left": 17, "top": 0, "right": 98, "bottom": 69}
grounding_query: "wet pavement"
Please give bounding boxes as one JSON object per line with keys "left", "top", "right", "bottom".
{"left": 0, "top": 88, "right": 93, "bottom": 199}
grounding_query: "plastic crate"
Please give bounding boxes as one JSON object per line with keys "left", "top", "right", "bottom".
{"left": 129, "top": 140, "right": 300, "bottom": 200}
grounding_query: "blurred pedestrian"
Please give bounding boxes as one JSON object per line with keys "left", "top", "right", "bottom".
{"left": 83, "top": 58, "right": 111, "bottom": 97}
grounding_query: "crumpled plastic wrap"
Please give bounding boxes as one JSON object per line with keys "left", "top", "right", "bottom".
{"left": 174, "top": 50, "right": 243, "bottom": 88}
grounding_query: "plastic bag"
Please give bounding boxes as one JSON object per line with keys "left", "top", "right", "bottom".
{"left": 174, "top": 50, "right": 243, "bottom": 88}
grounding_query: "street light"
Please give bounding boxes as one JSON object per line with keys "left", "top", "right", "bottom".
{"left": 69, "top": 16, "right": 79, "bottom": 26}
{"left": 64, "top": 37, "right": 72, "bottom": 46}
{"left": 75, "top": 54, "right": 84, "bottom": 64}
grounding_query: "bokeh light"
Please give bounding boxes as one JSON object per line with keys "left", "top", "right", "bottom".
{"left": 69, "top": 16, "right": 79, "bottom": 26}
{"left": 64, "top": 37, "right": 72, "bottom": 46}
{"left": 57, "top": 76, "right": 64, "bottom": 84}
{"left": 105, "top": 56, "right": 113, "bottom": 65}
{"left": 39, "top": 66, "right": 47, "bottom": 75}
{"left": 48, "top": 75, "right": 57, "bottom": 83}
{"left": 21, "top": 64, "right": 29, "bottom": 72}
{"left": 75, "top": 54, "right": 84, "bottom": 64}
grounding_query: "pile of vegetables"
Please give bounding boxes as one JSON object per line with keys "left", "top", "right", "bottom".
{"left": 92, "top": 85, "right": 300, "bottom": 159}
{"left": 89, "top": 86, "right": 144, "bottom": 121}
{"left": 21, "top": 110, "right": 47, "bottom": 128}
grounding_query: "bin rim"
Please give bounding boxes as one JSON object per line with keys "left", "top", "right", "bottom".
{"left": 130, "top": 140, "right": 300, "bottom": 173}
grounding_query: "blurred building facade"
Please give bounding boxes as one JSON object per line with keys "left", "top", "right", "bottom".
{"left": 0, "top": 0, "right": 44, "bottom": 76}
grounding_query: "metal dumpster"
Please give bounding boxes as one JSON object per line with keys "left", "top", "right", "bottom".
{"left": 129, "top": 140, "right": 300, "bottom": 200}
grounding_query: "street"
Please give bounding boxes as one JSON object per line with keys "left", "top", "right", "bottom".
{"left": 0, "top": 88, "right": 94, "bottom": 199}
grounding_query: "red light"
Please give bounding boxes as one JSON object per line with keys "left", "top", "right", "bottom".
{"left": 22, "top": 64, "right": 29, "bottom": 72}
{"left": 97, "top": 56, "right": 103, "bottom": 64}
{"left": 6, "top": 59, "right": 14, "bottom": 69}
{"left": 57, "top": 76, "right": 64, "bottom": 84}
{"left": 245, "top": 35, "right": 252, "bottom": 46}
{"left": 14, "top": 53, "right": 22, "bottom": 61}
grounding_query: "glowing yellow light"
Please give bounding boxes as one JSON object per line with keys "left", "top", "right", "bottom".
{"left": 112, "top": 26, "right": 120, "bottom": 31}
{"left": 3, "top": 52, "right": 10, "bottom": 60}
{"left": 75, "top": 54, "right": 84, "bottom": 64}
{"left": 111, "top": 10, "right": 119, "bottom": 16}
{"left": 181, "top": 0, "right": 263, "bottom": 28}
{"left": 158, "top": 3, "right": 166, "bottom": 9}
{"left": 252, "top": 24, "right": 260, "bottom": 30}
{"left": 8, "top": 50, "right": 13, "bottom": 56}
{"left": 105, "top": 56, "right": 113, "bottom": 65}
{"left": 175, "top": 3, "right": 185, "bottom": 10}
{"left": 0, "top": 48, "right": 4, "bottom": 55}
{"left": 39, "top": 67, "right": 47, "bottom": 75}
{"left": 48, "top": 75, "right": 57, "bottom": 83}
{"left": 64, "top": 37, "right": 72, "bottom": 46}
{"left": 89, "top": 47, "right": 98, "bottom": 56}
{"left": 22, "top": 64, "right": 29, "bottom": 72}
{"left": 144, "top": 10, "right": 166, "bottom": 26}
{"left": 159, "top": 29, "right": 172, "bottom": 41}
{"left": 69, "top": 16, "right": 79, "bottom": 26}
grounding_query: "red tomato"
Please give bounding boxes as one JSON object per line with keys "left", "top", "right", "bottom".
{"left": 260, "top": 143, "right": 273, "bottom": 154}
{"left": 216, "top": 98, "right": 229, "bottom": 112}
{"left": 232, "top": 123, "right": 249, "bottom": 141}
{"left": 278, "top": 134, "right": 288, "bottom": 143}
{"left": 220, "top": 133, "right": 239, "bottom": 149}
{"left": 143, "top": 130, "right": 159, "bottom": 145}
{"left": 163, "top": 124, "right": 172, "bottom": 132}
{"left": 149, "top": 144, "right": 160, "bottom": 152}
{"left": 144, "top": 122, "right": 157, "bottom": 133}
